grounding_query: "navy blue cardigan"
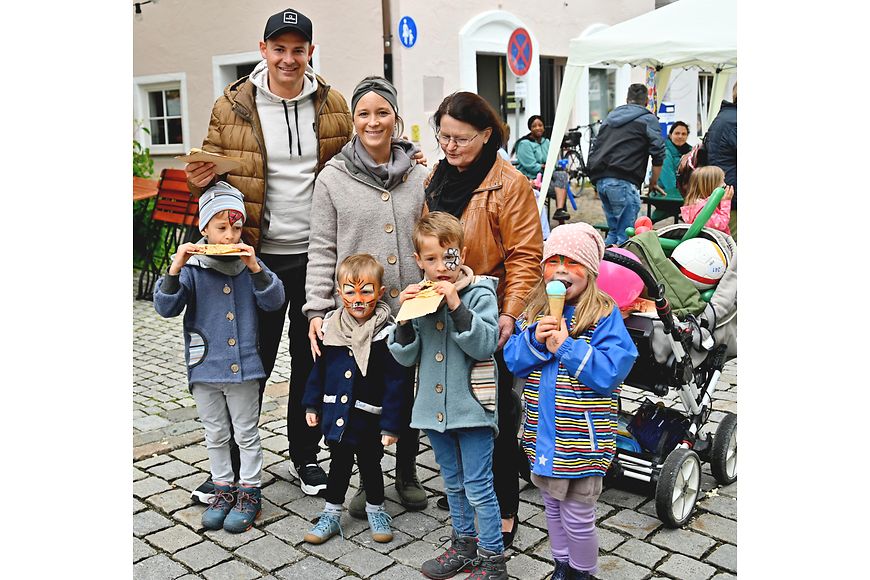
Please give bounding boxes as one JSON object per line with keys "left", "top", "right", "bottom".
{"left": 302, "top": 331, "right": 412, "bottom": 446}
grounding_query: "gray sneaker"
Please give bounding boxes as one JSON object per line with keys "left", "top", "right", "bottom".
{"left": 464, "top": 547, "right": 508, "bottom": 580}
{"left": 421, "top": 535, "right": 478, "bottom": 579}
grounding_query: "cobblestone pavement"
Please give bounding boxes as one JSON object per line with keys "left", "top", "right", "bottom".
{"left": 132, "top": 199, "right": 737, "bottom": 579}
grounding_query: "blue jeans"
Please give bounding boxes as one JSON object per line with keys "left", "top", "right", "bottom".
{"left": 596, "top": 177, "right": 640, "bottom": 246}
{"left": 425, "top": 428, "right": 504, "bottom": 553}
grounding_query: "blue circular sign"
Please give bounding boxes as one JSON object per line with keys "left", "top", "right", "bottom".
{"left": 398, "top": 16, "right": 417, "bottom": 48}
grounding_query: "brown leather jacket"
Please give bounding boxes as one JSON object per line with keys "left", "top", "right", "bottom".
{"left": 189, "top": 74, "right": 352, "bottom": 249}
{"left": 424, "top": 156, "right": 544, "bottom": 319}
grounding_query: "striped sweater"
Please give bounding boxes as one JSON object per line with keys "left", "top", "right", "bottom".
{"left": 503, "top": 306, "right": 637, "bottom": 479}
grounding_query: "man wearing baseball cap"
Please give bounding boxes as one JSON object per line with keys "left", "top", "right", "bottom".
{"left": 184, "top": 7, "right": 352, "bottom": 502}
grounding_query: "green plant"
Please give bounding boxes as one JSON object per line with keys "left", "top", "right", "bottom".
{"left": 133, "top": 120, "right": 154, "bottom": 178}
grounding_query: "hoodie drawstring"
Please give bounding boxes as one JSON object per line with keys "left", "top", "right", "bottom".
{"left": 281, "top": 101, "right": 302, "bottom": 158}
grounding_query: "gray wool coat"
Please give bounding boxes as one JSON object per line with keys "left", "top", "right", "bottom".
{"left": 303, "top": 152, "right": 428, "bottom": 319}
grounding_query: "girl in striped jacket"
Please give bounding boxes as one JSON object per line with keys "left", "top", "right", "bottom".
{"left": 503, "top": 223, "right": 637, "bottom": 580}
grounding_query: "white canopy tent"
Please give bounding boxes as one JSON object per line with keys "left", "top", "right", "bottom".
{"left": 538, "top": 0, "right": 737, "bottom": 217}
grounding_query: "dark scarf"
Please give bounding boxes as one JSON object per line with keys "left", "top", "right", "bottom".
{"left": 670, "top": 138, "right": 692, "bottom": 156}
{"left": 425, "top": 141, "right": 498, "bottom": 218}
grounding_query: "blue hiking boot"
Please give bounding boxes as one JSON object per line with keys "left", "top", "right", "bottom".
{"left": 367, "top": 506, "right": 393, "bottom": 543}
{"left": 223, "top": 486, "right": 261, "bottom": 533}
{"left": 201, "top": 483, "right": 236, "bottom": 530}
{"left": 304, "top": 511, "right": 343, "bottom": 544}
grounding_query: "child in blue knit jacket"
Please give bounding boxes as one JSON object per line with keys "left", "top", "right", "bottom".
{"left": 503, "top": 223, "right": 637, "bottom": 580}
{"left": 154, "top": 182, "right": 285, "bottom": 534}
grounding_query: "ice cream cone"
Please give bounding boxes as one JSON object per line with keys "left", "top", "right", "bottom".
{"left": 546, "top": 280, "right": 568, "bottom": 327}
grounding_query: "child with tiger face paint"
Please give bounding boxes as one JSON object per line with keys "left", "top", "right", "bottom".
{"left": 301, "top": 254, "right": 412, "bottom": 545}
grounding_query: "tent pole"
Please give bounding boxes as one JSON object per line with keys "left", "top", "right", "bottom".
{"left": 706, "top": 69, "right": 734, "bottom": 128}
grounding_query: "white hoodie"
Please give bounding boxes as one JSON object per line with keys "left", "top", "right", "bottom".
{"left": 249, "top": 60, "right": 319, "bottom": 255}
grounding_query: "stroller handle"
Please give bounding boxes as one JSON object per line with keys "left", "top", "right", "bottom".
{"left": 603, "top": 250, "right": 676, "bottom": 335}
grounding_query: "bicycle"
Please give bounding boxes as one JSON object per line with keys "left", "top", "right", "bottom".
{"left": 557, "top": 120, "right": 601, "bottom": 194}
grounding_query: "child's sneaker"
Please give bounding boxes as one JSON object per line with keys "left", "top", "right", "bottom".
{"left": 421, "top": 534, "right": 478, "bottom": 579}
{"left": 201, "top": 484, "right": 236, "bottom": 530}
{"left": 366, "top": 505, "right": 393, "bottom": 543}
{"left": 223, "top": 486, "right": 261, "bottom": 533}
{"left": 464, "top": 547, "right": 508, "bottom": 580}
{"left": 304, "top": 511, "right": 343, "bottom": 544}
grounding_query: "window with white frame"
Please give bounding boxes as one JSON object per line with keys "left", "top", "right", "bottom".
{"left": 134, "top": 74, "right": 188, "bottom": 155}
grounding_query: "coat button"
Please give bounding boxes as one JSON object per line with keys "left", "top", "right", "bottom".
{"left": 384, "top": 224, "right": 394, "bottom": 233}
{"left": 340, "top": 394, "right": 349, "bottom": 404}
{"left": 390, "top": 288, "right": 399, "bottom": 298}
{"left": 227, "top": 338, "right": 236, "bottom": 346}
{"left": 348, "top": 349, "right": 354, "bottom": 357}
{"left": 435, "top": 351, "right": 444, "bottom": 362}
{"left": 381, "top": 192, "right": 390, "bottom": 201}
{"left": 435, "top": 383, "right": 443, "bottom": 393}
{"left": 387, "top": 255, "right": 397, "bottom": 265}
{"left": 435, "top": 321, "right": 445, "bottom": 331}
{"left": 336, "top": 417, "right": 344, "bottom": 427}
{"left": 223, "top": 285, "right": 231, "bottom": 294}
{"left": 436, "top": 412, "right": 444, "bottom": 422}
{"left": 344, "top": 370, "right": 352, "bottom": 379}
{"left": 226, "top": 311, "right": 234, "bottom": 321}
{"left": 230, "top": 363, "right": 239, "bottom": 373}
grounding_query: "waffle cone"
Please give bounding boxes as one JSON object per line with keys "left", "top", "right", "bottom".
{"left": 548, "top": 295, "right": 565, "bottom": 322}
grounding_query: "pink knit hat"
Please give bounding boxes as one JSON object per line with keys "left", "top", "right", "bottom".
{"left": 542, "top": 222, "right": 605, "bottom": 277}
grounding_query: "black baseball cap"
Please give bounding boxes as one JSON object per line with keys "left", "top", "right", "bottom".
{"left": 263, "top": 8, "right": 313, "bottom": 42}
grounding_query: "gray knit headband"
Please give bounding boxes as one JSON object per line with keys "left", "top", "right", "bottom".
{"left": 351, "top": 77, "right": 399, "bottom": 115}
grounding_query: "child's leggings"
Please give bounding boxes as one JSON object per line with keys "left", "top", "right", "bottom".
{"left": 540, "top": 489, "right": 598, "bottom": 572}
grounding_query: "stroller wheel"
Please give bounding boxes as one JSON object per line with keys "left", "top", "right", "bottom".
{"left": 710, "top": 413, "right": 737, "bottom": 485}
{"left": 655, "top": 448, "right": 701, "bottom": 527}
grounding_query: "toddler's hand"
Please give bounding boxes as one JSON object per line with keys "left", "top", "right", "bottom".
{"left": 723, "top": 185, "right": 734, "bottom": 200}
{"left": 306, "top": 412, "right": 319, "bottom": 427}
{"left": 169, "top": 243, "right": 196, "bottom": 275}
{"left": 545, "top": 318, "right": 569, "bottom": 354}
{"left": 381, "top": 434, "right": 398, "bottom": 447}
{"left": 399, "top": 283, "right": 423, "bottom": 304}
{"left": 534, "top": 315, "right": 559, "bottom": 343}
{"left": 237, "top": 243, "right": 260, "bottom": 273}
{"left": 434, "top": 280, "right": 460, "bottom": 310}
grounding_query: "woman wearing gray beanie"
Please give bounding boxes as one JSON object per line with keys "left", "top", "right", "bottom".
{"left": 302, "top": 76, "right": 430, "bottom": 523}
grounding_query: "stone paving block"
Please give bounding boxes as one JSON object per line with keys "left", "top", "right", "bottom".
{"left": 264, "top": 513, "right": 314, "bottom": 545}
{"left": 518, "top": 486, "right": 545, "bottom": 506}
{"left": 655, "top": 553, "right": 716, "bottom": 580}
{"left": 274, "top": 556, "right": 345, "bottom": 580}
{"left": 164, "top": 406, "right": 201, "bottom": 422}
{"left": 390, "top": 510, "right": 442, "bottom": 539}
{"left": 599, "top": 487, "right": 647, "bottom": 509}
{"left": 371, "top": 563, "right": 425, "bottom": 579}
{"left": 698, "top": 494, "right": 737, "bottom": 520}
{"left": 171, "top": 505, "right": 207, "bottom": 532}
{"left": 133, "top": 554, "right": 189, "bottom": 580}
{"left": 262, "top": 449, "right": 284, "bottom": 468}
{"left": 526, "top": 510, "right": 549, "bottom": 531}
{"left": 711, "top": 573, "right": 736, "bottom": 580}
{"left": 510, "top": 522, "right": 547, "bottom": 552}
{"left": 601, "top": 509, "right": 662, "bottom": 539}
{"left": 260, "top": 479, "right": 305, "bottom": 507}
{"left": 145, "top": 524, "right": 202, "bottom": 553}
{"left": 354, "top": 527, "right": 415, "bottom": 553}
{"left": 170, "top": 445, "right": 208, "bottom": 464}
{"left": 203, "top": 525, "right": 264, "bottom": 549}
{"left": 505, "top": 553, "right": 552, "bottom": 580}
{"left": 174, "top": 473, "right": 208, "bottom": 493}
{"left": 260, "top": 435, "right": 287, "bottom": 455}
{"left": 705, "top": 543, "right": 736, "bottom": 573}
{"left": 133, "top": 509, "right": 173, "bottom": 537}
{"left": 389, "top": 540, "right": 445, "bottom": 569}
{"left": 133, "top": 415, "right": 172, "bottom": 432}
{"left": 133, "top": 466, "right": 148, "bottom": 481}
{"left": 135, "top": 455, "right": 173, "bottom": 469}
{"left": 650, "top": 527, "right": 716, "bottom": 558}
{"left": 147, "top": 459, "right": 199, "bottom": 481}
{"left": 531, "top": 540, "right": 555, "bottom": 563}
{"left": 166, "top": 419, "right": 204, "bottom": 437}
{"left": 133, "top": 537, "right": 156, "bottom": 563}
{"left": 234, "top": 534, "right": 304, "bottom": 571}
{"left": 595, "top": 554, "right": 651, "bottom": 580}
{"left": 299, "top": 533, "right": 357, "bottom": 560}
{"left": 718, "top": 481, "right": 737, "bottom": 498}
{"left": 173, "top": 540, "right": 232, "bottom": 572}
{"left": 148, "top": 488, "right": 195, "bottom": 514}
{"left": 134, "top": 498, "right": 148, "bottom": 514}
{"left": 202, "top": 560, "right": 261, "bottom": 580}
{"left": 194, "top": 459, "right": 211, "bottom": 472}
{"left": 286, "top": 494, "right": 327, "bottom": 522}
{"left": 134, "top": 430, "right": 166, "bottom": 447}
{"left": 160, "top": 401, "right": 182, "bottom": 411}
{"left": 689, "top": 513, "right": 737, "bottom": 544}
{"left": 597, "top": 526, "right": 627, "bottom": 552}
{"left": 596, "top": 501, "right": 617, "bottom": 521}
{"left": 613, "top": 538, "right": 668, "bottom": 568}
{"left": 336, "top": 546, "right": 395, "bottom": 578}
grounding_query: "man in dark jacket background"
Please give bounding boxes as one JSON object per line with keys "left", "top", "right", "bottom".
{"left": 705, "top": 82, "right": 738, "bottom": 239}
{"left": 588, "top": 83, "right": 666, "bottom": 246}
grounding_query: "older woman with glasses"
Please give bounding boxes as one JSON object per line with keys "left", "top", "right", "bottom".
{"left": 425, "top": 92, "right": 544, "bottom": 549}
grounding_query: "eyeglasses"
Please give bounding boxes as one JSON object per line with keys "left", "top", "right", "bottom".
{"left": 436, "top": 132, "right": 480, "bottom": 147}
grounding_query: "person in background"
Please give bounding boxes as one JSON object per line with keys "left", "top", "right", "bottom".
{"left": 587, "top": 84, "right": 666, "bottom": 246}
{"left": 515, "top": 115, "right": 570, "bottom": 221}
{"left": 660, "top": 121, "right": 692, "bottom": 199}
{"left": 680, "top": 165, "right": 733, "bottom": 235}
{"left": 425, "top": 92, "right": 544, "bottom": 549}
{"left": 704, "top": 82, "right": 737, "bottom": 239}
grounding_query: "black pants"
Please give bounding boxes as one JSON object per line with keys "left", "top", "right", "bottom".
{"left": 324, "top": 437, "right": 385, "bottom": 506}
{"left": 492, "top": 349, "right": 521, "bottom": 518}
{"left": 229, "top": 253, "right": 319, "bottom": 475}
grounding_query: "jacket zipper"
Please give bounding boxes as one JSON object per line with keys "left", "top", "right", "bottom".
{"left": 584, "top": 410, "right": 598, "bottom": 450}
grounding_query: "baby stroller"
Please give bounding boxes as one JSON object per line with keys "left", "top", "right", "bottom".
{"left": 601, "top": 222, "right": 737, "bottom": 527}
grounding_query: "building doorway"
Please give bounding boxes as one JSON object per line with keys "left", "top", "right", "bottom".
{"left": 476, "top": 53, "right": 507, "bottom": 122}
